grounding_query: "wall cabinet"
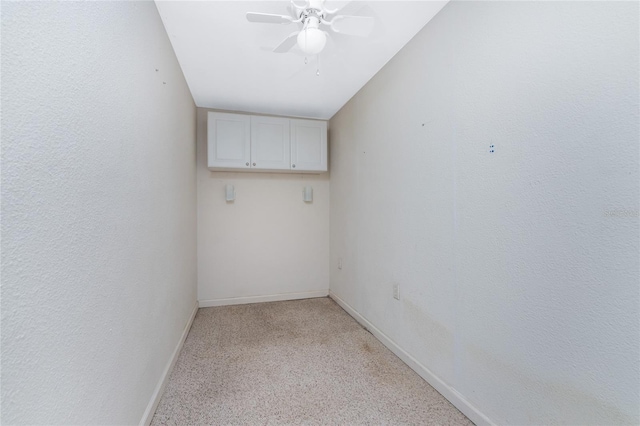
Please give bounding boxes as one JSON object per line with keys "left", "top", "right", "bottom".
{"left": 290, "top": 119, "right": 327, "bottom": 172}
{"left": 207, "top": 112, "right": 327, "bottom": 173}
{"left": 207, "top": 112, "right": 251, "bottom": 169}
{"left": 251, "top": 115, "right": 290, "bottom": 171}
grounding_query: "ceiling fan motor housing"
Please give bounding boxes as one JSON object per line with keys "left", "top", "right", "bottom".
{"left": 298, "top": 8, "right": 324, "bottom": 23}
{"left": 307, "top": 0, "right": 325, "bottom": 14}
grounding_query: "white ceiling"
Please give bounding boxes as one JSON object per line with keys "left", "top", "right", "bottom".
{"left": 154, "top": 1, "right": 448, "bottom": 120}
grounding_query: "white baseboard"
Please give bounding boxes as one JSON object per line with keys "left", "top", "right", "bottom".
{"left": 139, "top": 301, "right": 199, "bottom": 426}
{"left": 329, "top": 291, "right": 495, "bottom": 426}
{"left": 198, "top": 290, "right": 329, "bottom": 307}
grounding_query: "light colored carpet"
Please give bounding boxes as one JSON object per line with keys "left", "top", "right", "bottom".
{"left": 151, "top": 297, "right": 473, "bottom": 425}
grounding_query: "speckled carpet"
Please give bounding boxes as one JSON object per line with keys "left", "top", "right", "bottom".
{"left": 151, "top": 297, "right": 472, "bottom": 425}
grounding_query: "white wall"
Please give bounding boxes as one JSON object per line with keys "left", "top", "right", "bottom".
{"left": 329, "top": 2, "right": 639, "bottom": 425}
{"left": 197, "top": 108, "right": 330, "bottom": 306}
{"left": 1, "top": 2, "right": 197, "bottom": 424}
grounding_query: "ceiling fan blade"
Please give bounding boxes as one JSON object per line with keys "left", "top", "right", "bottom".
{"left": 246, "top": 12, "right": 293, "bottom": 24}
{"left": 273, "top": 32, "right": 300, "bottom": 53}
{"left": 324, "top": 1, "right": 362, "bottom": 16}
{"left": 330, "top": 15, "right": 374, "bottom": 37}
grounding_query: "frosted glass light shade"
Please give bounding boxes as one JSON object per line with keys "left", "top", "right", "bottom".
{"left": 297, "top": 28, "right": 327, "bottom": 55}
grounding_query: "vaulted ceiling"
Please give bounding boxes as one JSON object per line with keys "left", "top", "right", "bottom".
{"left": 154, "top": 1, "right": 448, "bottom": 119}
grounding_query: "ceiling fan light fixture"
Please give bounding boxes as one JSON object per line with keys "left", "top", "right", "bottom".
{"left": 247, "top": 1, "right": 375, "bottom": 56}
{"left": 297, "top": 27, "right": 326, "bottom": 55}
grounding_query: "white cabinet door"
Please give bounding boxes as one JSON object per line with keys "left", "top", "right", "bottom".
{"left": 250, "top": 116, "right": 290, "bottom": 170}
{"left": 290, "top": 119, "right": 327, "bottom": 172}
{"left": 208, "top": 112, "right": 251, "bottom": 169}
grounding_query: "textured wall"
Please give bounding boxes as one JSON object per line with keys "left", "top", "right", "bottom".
{"left": 1, "top": 2, "right": 197, "bottom": 424}
{"left": 197, "top": 108, "right": 330, "bottom": 305}
{"left": 329, "top": 1, "right": 639, "bottom": 424}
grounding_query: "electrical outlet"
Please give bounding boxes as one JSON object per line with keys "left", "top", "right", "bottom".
{"left": 393, "top": 283, "right": 400, "bottom": 300}
{"left": 338, "top": 258, "right": 342, "bottom": 270}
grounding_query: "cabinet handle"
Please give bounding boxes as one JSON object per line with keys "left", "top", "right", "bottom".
{"left": 292, "top": 164, "right": 296, "bottom": 168}
{"left": 246, "top": 162, "right": 249, "bottom": 166}
{"left": 253, "top": 163, "right": 256, "bottom": 166}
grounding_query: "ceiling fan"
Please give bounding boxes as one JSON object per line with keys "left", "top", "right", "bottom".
{"left": 246, "top": 0, "right": 375, "bottom": 56}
